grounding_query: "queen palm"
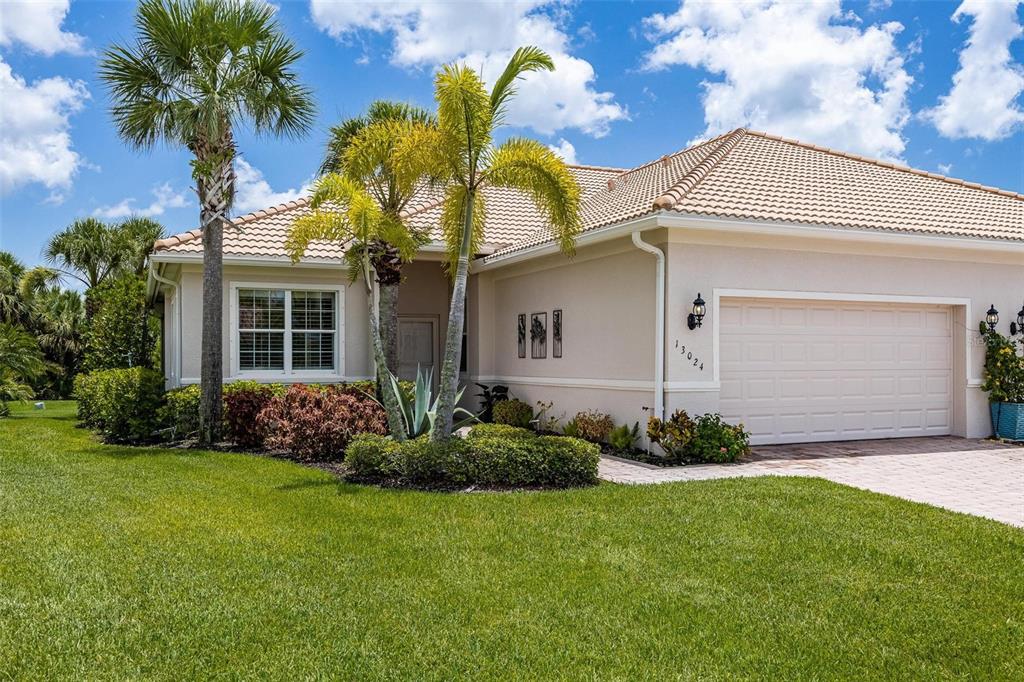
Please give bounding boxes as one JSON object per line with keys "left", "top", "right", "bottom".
{"left": 402, "top": 47, "right": 583, "bottom": 441}
{"left": 100, "top": 0, "right": 315, "bottom": 444}
{"left": 286, "top": 174, "right": 422, "bottom": 439}
{"left": 320, "top": 101, "right": 435, "bottom": 374}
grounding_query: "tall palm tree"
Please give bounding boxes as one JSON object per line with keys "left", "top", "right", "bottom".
{"left": 100, "top": 0, "right": 315, "bottom": 444}
{"left": 320, "top": 100, "right": 435, "bottom": 374}
{"left": 0, "top": 252, "right": 60, "bottom": 325}
{"left": 402, "top": 47, "right": 583, "bottom": 441}
{"left": 286, "top": 174, "right": 422, "bottom": 439}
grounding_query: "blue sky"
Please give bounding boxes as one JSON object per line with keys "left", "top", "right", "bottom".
{"left": 1, "top": 0, "right": 1022, "bottom": 268}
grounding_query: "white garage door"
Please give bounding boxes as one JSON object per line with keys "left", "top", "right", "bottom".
{"left": 719, "top": 298, "right": 952, "bottom": 445}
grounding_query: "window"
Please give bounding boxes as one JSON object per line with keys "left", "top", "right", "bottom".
{"left": 236, "top": 287, "right": 339, "bottom": 374}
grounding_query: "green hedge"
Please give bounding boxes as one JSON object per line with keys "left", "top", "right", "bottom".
{"left": 492, "top": 399, "right": 533, "bottom": 428}
{"left": 73, "top": 367, "right": 165, "bottom": 442}
{"left": 346, "top": 426, "right": 599, "bottom": 489}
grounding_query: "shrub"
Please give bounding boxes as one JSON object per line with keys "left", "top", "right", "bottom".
{"left": 223, "top": 381, "right": 283, "bottom": 448}
{"left": 73, "top": 367, "right": 165, "bottom": 442}
{"left": 82, "top": 274, "right": 157, "bottom": 373}
{"left": 345, "top": 430, "right": 599, "bottom": 489}
{"left": 561, "top": 417, "right": 579, "bottom": 437}
{"left": 345, "top": 434, "right": 402, "bottom": 479}
{"left": 689, "top": 414, "right": 751, "bottom": 463}
{"left": 571, "top": 410, "right": 614, "bottom": 443}
{"left": 157, "top": 384, "right": 200, "bottom": 440}
{"left": 647, "top": 410, "right": 749, "bottom": 464}
{"left": 608, "top": 421, "right": 640, "bottom": 452}
{"left": 466, "top": 423, "right": 535, "bottom": 440}
{"left": 256, "top": 384, "right": 388, "bottom": 460}
{"left": 646, "top": 409, "right": 696, "bottom": 463}
{"left": 475, "top": 382, "right": 509, "bottom": 422}
{"left": 981, "top": 329, "right": 1024, "bottom": 403}
{"left": 493, "top": 398, "right": 533, "bottom": 428}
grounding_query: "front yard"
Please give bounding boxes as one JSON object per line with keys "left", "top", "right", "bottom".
{"left": 2, "top": 403, "right": 1022, "bottom": 679}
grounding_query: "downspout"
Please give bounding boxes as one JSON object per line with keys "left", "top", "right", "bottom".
{"left": 631, "top": 230, "right": 665, "bottom": 420}
{"left": 150, "top": 262, "right": 182, "bottom": 388}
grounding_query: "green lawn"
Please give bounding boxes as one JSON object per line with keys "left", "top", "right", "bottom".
{"left": 2, "top": 403, "right": 1022, "bottom": 680}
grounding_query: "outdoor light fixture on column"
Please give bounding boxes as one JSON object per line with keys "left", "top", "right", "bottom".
{"left": 1011, "top": 303, "right": 1024, "bottom": 336}
{"left": 688, "top": 293, "right": 706, "bottom": 330}
{"left": 985, "top": 304, "right": 999, "bottom": 332}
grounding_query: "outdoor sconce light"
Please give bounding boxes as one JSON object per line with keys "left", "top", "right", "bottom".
{"left": 1011, "top": 304, "right": 1024, "bottom": 336}
{"left": 985, "top": 304, "right": 999, "bottom": 332}
{"left": 688, "top": 293, "right": 706, "bottom": 330}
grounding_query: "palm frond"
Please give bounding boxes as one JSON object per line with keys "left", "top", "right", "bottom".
{"left": 435, "top": 63, "right": 493, "bottom": 182}
{"left": 439, "top": 185, "right": 486, "bottom": 275}
{"left": 489, "top": 46, "right": 554, "bottom": 126}
{"left": 485, "top": 137, "right": 582, "bottom": 256}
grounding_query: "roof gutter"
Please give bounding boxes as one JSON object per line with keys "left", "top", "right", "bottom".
{"left": 149, "top": 262, "right": 181, "bottom": 387}
{"left": 631, "top": 230, "right": 665, "bottom": 421}
{"left": 472, "top": 214, "right": 660, "bottom": 271}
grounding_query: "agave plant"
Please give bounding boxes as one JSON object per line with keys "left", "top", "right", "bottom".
{"left": 386, "top": 366, "right": 476, "bottom": 438}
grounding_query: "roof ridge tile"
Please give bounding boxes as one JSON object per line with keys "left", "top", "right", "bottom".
{"left": 653, "top": 128, "right": 747, "bottom": 210}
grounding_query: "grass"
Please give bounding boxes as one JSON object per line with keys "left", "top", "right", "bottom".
{"left": 2, "top": 402, "right": 1022, "bottom": 680}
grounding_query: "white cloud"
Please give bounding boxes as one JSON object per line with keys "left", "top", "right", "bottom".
{"left": 547, "top": 138, "right": 577, "bottom": 164}
{"left": 937, "top": 162, "right": 954, "bottom": 175}
{"left": 93, "top": 183, "right": 189, "bottom": 220}
{"left": 0, "top": 56, "right": 89, "bottom": 195}
{"left": 308, "top": 0, "right": 627, "bottom": 137}
{"left": 641, "top": 0, "right": 912, "bottom": 161}
{"left": 233, "top": 158, "right": 312, "bottom": 214}
{"left": 0, "top": 0, "right": 86, "bottom": 56}
{"left": 923, "top": 0, "right": 1024, "bottom": 141}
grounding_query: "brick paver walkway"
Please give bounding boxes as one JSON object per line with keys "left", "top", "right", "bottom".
{"left": 600, "top": 437, "right": 1024, "bottom": 527}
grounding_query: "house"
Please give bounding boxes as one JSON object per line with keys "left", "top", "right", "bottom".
{"left": 148, "top": 129, "right": 1024, "bottom": 445}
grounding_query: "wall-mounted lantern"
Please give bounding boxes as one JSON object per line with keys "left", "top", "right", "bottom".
{"left": 688, "top": 293, "right": 706, "bottom": 330}
{"left": 1011, "top": 304, "right": 1024, "bottom": 336}
{"left": 985, "top": 304, "right": 999, "bottom": 332}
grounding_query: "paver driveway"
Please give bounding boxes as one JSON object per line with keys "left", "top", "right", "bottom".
{"left": 600, "top": 437, "right": 1024, "bottom": 527}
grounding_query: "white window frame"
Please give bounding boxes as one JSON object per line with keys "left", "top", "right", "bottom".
{"left": 230, "top": 281, "right": 345, "bottom": 381}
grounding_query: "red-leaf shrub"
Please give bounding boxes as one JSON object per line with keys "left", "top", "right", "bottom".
{"left": 223, "top": 381, "right": 282, "bottom": 448}
{"left": 256, "top": 384, "right": 388, "bottom": 460}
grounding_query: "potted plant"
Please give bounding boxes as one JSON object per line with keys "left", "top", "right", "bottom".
{"left": 980, "top": 325, "right": 1024, "bottom": 441}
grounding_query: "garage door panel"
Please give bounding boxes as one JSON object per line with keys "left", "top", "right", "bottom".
{"left": 720, "top": 299, "right": 952, "bottom": 445}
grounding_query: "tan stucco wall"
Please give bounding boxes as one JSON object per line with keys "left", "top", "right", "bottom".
{"left": 471, "top": 237, "right": 657, "bottom": 428}
{"left": 175, "top": 263, "right": 372, "bottom": 382}
{"left": 661, "top": 228, "right": 1023, "bottom": 439}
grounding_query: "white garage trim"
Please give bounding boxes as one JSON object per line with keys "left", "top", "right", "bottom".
{"left": 711, "top": 289, "right": 976, "bottom": 386}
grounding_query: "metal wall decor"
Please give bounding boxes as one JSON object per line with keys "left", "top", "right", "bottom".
{"left": 517, "top": 314, "right": 526, "bottom": 358}
{"left": 552, "top": 309, "right": 562, "bottom": 358}
{"left": 530, "top": 312, "right": 547, "bottom": 359}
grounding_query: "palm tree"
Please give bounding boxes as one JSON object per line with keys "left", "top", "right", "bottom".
{"left": 0, "top": 252, "right": 60, "bottom": 325}
{"left": 44, "top": 218, "right": 124, "bottom": 292}
{"left": 31, "top": 288, "right": 86, "bottom": 396}
{"left": 0, "top": 323, "right": 46, "bottom": 416}
{"left": 286, "top": 174, "right": 422, "bottom": 439}
{"left": 320, "top": 100, "right": 435, "bottom": 374}
{"left": 119, "top": 217, "right": 165, "bottom": 277}
{"left": 100, "top": 0, "right": 315, "bottom": 444}
{"left": 402, "top": 47, "right": 583, "bottom": 441}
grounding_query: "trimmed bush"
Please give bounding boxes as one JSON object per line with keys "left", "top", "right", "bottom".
{"left": 571, "top": 410, "right": 614, "bottom": 443}
{"left": 73, "top": 367, "right": 165, "bottom": 442}
{"left": 345, "top": 430, "right": 599, "bottom": 489}
{"left": 82, "top": 274, "right": 157, "bottom": 373}
{"left": 223, "top": 381, "right": 283, "bottom": 448}
{"left": 689, "top": 414, "right": 751, "bottom": 463}
{"left": 466, "top": 423, "right": 535, "bottom": 440}
{"left": 157, "top": 385, "right": 200, "bottom": 440}
{"left": 256, "top": 384, "right": 388, "bottom": 460}
{"left": 493, "top": 399, "right": 533, "bottom": 428}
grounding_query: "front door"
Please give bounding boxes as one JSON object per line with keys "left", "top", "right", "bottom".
{"left": 398, "top": 317, "right": 437, "bottom": 386}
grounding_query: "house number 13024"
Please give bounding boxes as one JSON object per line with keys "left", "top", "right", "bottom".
{"left": 674, "top": 340, "right": 704, "bottom": 371}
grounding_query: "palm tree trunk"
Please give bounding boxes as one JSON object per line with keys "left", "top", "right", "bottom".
{"left": 378, "top": 282, "right": 400, "bottom": 373}
{"left": 196, "top": 141, "right": 233, "bottom": 445}
{"left": 362, "top": 256, "right": 407, "bottom": 441}
{"left": 431, "top": 191, "right": 474, "bottom": 442}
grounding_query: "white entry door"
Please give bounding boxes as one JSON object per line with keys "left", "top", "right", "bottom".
{"left": 719, "top": 298, "right": 953, "bottom": 445}
{"left": 398, "top": 317, "right": 437, "bottom": 384}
